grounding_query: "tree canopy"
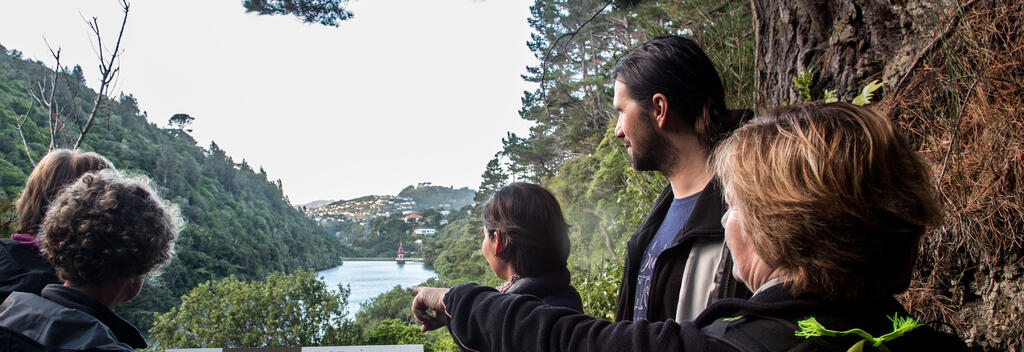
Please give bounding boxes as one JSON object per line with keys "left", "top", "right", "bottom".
{"left": 243, "top": 0, "right": 354, "bottom": 27}
{"left": 168, "top": 113, "right": 194, "bottom": 132}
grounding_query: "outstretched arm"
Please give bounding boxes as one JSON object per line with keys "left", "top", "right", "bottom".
{"left": 417, "top": 283, "right": 723, "bottom": 352}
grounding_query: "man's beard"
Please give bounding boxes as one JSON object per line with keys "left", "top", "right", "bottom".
{"left": 629, "top": 119, "right": 677, "bottom": 173}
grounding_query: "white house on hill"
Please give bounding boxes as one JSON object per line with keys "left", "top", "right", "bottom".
{"left": 413, "top": 228, "right": 437, "bottom": 236}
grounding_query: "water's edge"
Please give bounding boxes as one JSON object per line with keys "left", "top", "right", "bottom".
{"left": 317, "top": 260, "right": 437, "bottom": 315}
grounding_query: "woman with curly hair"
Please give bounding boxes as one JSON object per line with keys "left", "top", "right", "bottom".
{"left": 412, "top": 103, "right": 967, "bottom": 351}
{"left": 1, "top": 149, "right": 112, "bottom": 302}
{"left": 0, "top": 169, "right": 182, "bottom": 351}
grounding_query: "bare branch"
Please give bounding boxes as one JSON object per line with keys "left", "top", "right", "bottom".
{"left": 14, "top": 99, "right": 37, "bottom": 167}
{"left": 74, "top": 0, "right": 129, "bottom": 149}
{"left": 37, "top": 45, "right": 63, "bottom": 151}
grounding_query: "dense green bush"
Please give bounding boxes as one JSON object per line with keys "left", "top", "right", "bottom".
{"left": 353, "top": 285, "right": 416, "bottom": 332}
{"left": 571, "top": 259, "right": 624, "bottom": 320}
{"left": 149, "top": 270, "right": 354, "bottom": 350}
{"left": 363, "top": 319, "right": 458, "bottom": 352}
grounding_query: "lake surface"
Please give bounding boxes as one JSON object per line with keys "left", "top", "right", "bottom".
{"left": 318, "top": 260, "right": 437, "bottom": 315}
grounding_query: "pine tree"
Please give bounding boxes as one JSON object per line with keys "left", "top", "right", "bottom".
{"left": 474, "top": 155, "right": 508, "bottom": 203}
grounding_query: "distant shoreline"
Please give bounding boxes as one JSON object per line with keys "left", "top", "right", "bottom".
{"left": 339, "top": 257, "right": 425, "bottom": 262}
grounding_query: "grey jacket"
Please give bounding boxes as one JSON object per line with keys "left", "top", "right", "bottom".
{"left": 0, "top": 285, "right": 145, "bottom": 351}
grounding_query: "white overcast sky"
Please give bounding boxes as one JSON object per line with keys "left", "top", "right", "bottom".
{"left": 0, "top": 0, "right": 537, "bottom": 204}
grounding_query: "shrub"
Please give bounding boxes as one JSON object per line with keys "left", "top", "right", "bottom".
{"left": 149, "top": 270, "right": 354, "bottom": 349}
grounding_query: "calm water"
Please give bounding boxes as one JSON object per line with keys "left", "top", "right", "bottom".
{"left": 318, "top": 260, "right": 437, "bottom": 315}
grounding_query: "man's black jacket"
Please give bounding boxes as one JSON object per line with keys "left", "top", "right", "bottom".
{"left": 615, "top": 181, "right": 750, "bottom": 322}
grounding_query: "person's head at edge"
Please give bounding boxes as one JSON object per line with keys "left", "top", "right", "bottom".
{"left": 481, "top": 182, "right": 571, "bottom": 281}
{"left": 611, "top": 35, "right": 746, "bottom": 176}
{"left": 712, "top": 102, "right": 943, "bottom": 298}
{"left": 38, "top": 169, "right": 182, "bottom": 309}
{"left": 15, "top": 149, "right": 113, "bottom": 235}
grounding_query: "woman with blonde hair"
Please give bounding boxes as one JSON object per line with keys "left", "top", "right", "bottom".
{"left": 1, "top": 149, "right": 112, "bottom": 301}
{"left": 412, "top": 103, "right": 967, "bottom": 351}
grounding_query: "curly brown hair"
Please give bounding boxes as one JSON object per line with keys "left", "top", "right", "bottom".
{"left": 15, "top": 149, "right": 113, "bottom": 235}
{"left": 39, "top": 169, "right": 182, "bottom": 286}
{"left": 712, "top": 102, "right": 943, "bottom": 300}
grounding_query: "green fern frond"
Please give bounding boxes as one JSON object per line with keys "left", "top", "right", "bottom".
{"left": 851, "top": 80, "right": 884, "bottom": 106}
{"left": 793, "top": 71, "right": 814, "bottom": 102}
{"left": 823, "top": 89, "right": 839, "bottom": 103}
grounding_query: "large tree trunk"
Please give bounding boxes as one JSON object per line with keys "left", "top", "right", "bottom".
{"left": 753, "top": 0, "right": 951, "bottom": 105}
{"left": 753, "top": 1, "right": 1024, "bottom": 351}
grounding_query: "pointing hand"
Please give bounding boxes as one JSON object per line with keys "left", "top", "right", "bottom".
{"left": 411, "top": 286, "right": 449, "bottom": 332}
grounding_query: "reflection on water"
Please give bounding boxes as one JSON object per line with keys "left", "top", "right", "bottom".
{"left": 318, "top": 260, "right": 437, "bottom": 315}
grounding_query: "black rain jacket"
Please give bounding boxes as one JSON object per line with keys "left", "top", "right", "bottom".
{"left": 0, "top": 284, "right": 146, "bottom": 351}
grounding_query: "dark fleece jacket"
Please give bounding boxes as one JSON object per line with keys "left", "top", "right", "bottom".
{"left": 441, "top": 282, "right": 967, "bottom": 352}
{"left": 509, "top": 267, "right": 583, "bottom": 312}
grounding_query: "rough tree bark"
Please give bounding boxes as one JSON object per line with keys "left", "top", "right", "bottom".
{"left": 752, "top": 0, "right": 952, "bottom": 105}
{"left": 752, "top": 1, "right": 1023, "bottom": 351}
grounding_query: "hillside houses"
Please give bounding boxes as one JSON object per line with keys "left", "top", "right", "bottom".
{"left": 302, "top": 183, "right": 475, "bottom": 236}
{"left": 304, "top": 195, "right": 415, "bottom": 222}
{"left": 404, "top": 213, "right": 423, "bottom": 223}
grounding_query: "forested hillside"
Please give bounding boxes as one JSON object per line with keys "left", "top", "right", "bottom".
{"left": 0, "top": 44, "right": 350, "bottom": 332}
{"left": 397, "top": 184, "right": 474, "bottom": 210}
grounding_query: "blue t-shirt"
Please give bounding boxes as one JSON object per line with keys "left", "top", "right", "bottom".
{"left": 633, "top": 191, "right": 700, "bottom": 321}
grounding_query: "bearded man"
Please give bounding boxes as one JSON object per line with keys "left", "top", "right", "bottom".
{"left": 611, "top": 35, "right": 752, "bottom": 322}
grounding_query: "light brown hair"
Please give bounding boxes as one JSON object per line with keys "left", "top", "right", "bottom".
{"left": 15, "top": 149, "right": 113, "bottom": 235}
{"left": 712, "top": 102, "right": 942, "bottom": 300}
{"left": 39, "top": 169, "right": 182, "bottom": 286}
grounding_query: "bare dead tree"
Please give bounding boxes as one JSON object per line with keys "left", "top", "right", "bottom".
{"left": 73, "top": 0, "right": 130, "bottom": 149}
{"left": 18, "top": 0, "right": 130, "bottom": 155}
{"left": 24, "top": 43, "right": 68, "bottom": 154}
